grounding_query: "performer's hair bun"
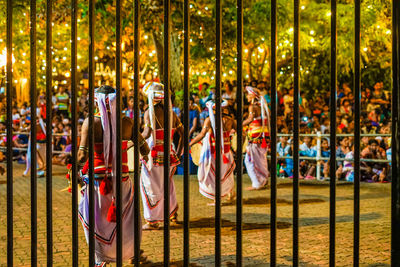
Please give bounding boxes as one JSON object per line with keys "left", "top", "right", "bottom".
{"left": 97, "top": 85, "right": 116, "bottom": 95}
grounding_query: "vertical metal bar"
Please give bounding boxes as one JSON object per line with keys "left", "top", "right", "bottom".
{"left": 116, "top": 0, "right": 123, "bottom": 265}
{"left": 392, "top": 0, "right": 400, "bottom": 266}
{"left": 133, "top": 0, "right": 141, "bottom": 265}
{"left": 353, "top": 1, "right": 361, "bottom": 266}
{"left": 236, "top": 0, "right": 243, "bottom": 265}
{"left": 45, "top": 1, "right": 53, "bottom": 265}
{"left": 215, "top": 0, "right": 222, "bottom": 265}
{"left": 88, "top": 0, "right": 96, "bottom": 265}
{"left": 70, "top": 0, "right": 79, "bottom": 265}
{"left": 163, "top": 0, "right": 171, "bottom": 265}
{"left": 183, "top": 0, "right": 190, "bottom": 265}
{"left": 30, "top": 0, "right": 38, "bottom": 266}
{"left": 6, "top": 0, "right": 13, "bottom": 265}
{"left": 293, "top": 0, "right": 300, "bottom": 265}
{"left": 329, "top": 0, "right": 337, "bottom": 266}
{"left": 270, "top": 0, "right": 278, "bottom": 265}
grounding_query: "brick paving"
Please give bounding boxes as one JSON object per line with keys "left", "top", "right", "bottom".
{"left": 0, "top": 164, "right": 391, "bottom": 266}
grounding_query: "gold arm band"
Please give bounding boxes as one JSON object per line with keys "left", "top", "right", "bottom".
{"left": 79, "top": 146, "right": 88, "bottom": 152}
{"left": 139, "top": 139, "right": 146, "bottom": 147}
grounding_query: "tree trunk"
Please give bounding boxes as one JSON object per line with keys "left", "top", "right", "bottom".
{"left": 152, "top": 29, "right": 183, "bottom": 94}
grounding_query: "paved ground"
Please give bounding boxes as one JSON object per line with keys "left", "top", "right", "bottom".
{"left": 0, "top": 163, "right": 391, "bottom": 266}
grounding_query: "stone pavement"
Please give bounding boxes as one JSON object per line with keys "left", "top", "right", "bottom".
{"left": 0, "top": 164, "right": 391, "bottom": 266}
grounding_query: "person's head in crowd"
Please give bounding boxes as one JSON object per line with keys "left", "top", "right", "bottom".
{"left": 224, "top": 81, "right": 233, "bottom": 93}
{"left": 338, "top": 137, "right": 349, "bottom": 148}
{"left": 279, "top": 135, "right": 288, "bottom": 146}
{"left": 0, "top": 121, "right": 6, "bottom": 131}
{"left": 56, "top": 122, "right": 64, "bottom": 133}
{"left": 302, "top": 136, "right": 312, "bottom": 147}
{"left": 201, "top": 82, "right": 210, "bottom": 92}
{"left": 128, "top": 89, "right": 134, "bottom": 98}
{"left": 368, "top": 139, "right": 379, "bottom": 153}
{"left": 127, "top": 97, "right": 134, "bottom": 110}
{"left": 139, "top": 99, "right": 145, "bottom": 112}
{"left": 321, "top": 138, "right": 329, "bottom": 151}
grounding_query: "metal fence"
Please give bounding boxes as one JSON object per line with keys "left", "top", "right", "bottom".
{"left": 3, "top": 0, "right": 400, "bottom": 267}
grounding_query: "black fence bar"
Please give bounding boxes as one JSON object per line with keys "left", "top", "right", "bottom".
{"left": 215, "top": 0, "right": 222, "bottom": 265}
{"left": 236, "top": 0, "right": 243, "bottom": 265}
{"left": 392, "top": 0, "right": 400, "bottom": 266}
{"left": 6, "top": 0, "right": 13, "bottom": 265}
{"left": 45, "top": 1, "right": 53, "bottom": 265}
{"left": 30, "top": 0, "right": 38, "bottom": 266}
{"left": 70, "top": 0, "right": 79, "bottom": 265}
{"left": 329, "top": 0, "right": 337, "bottom": 266}
{"left": 116, "top": 0, "right": 123, "bottom": 265}
{"left": 88, "top": 0, "right": 96, "bottom": 265}
{"left": 133, "top": 0, "right": 141, "bottom": 265}
{"left": 183, "top": 0, "right": 190, "bottom": 265}
{"left": 270, "top": 0, "right": 277, "bottom": 265}
{"left": 163, "top": 0, "right": 171, "bottom": 264}
{"left": 353, "top": 1, "right": 361, "bottom": 266}
{"left": 293, "top": 0, "right": 300, "bottom": 265}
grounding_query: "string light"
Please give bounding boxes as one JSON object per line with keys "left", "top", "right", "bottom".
{"left": 229, "top": 70, "right": 233, "bottom": 75}
{"left": 22, "top": 61, "right": 25, "bottom": 64}
{"left": 310, "top": 38, "right": 315, "bottom": 43}
{"left": 55, "top": 57, "right": 59, "bottom": 61}
{"left": 363, "top": 47, "right": 368, "bottom": 52}
{"left": 301, "top": 5, "right": 305, "bottom": 10}
{"left": 63, "top": 56, "right": 67, "bottom": 60}
{"left": 64, "top": 47, "right": 68, "bottom": 51}
{"left": 310, "top": 30, "right": 315, "bottom": 35}
{"left": 386, "top": 30, "right": 391, "bottom": 34}
{"left": 205, "top": 6, "right": 208, "bottom": 10}
{"left": 94, "top": 56, "right": 98, "bottom": 60}
{"left": 77, "top": 37, "right": 81, "bottom": 41}
{"left": 258, "top": 47, "right": 264, "bottom": 53}
{"left": 202, "top": 71, "right": 207, "bottom": 75}
{"left": 244, "top": 49, "right": 248, "bottom": 53}
{"left": 326, "top": 11, "right": 331, "bottom": 16}
{"left": 144, "top": 35, "right": 148, "bottom": 40}
{"left": 223, "top": 73, "right": 227, "bottom": 77}
{"left": 288, "top": 27, "right": 294, "bottom": 33}
{"left": 209, "top": 47, "right": 213, "bottom": 51}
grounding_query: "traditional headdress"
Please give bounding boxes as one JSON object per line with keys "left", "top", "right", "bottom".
{"left": 246, "top": 86, "right": 270, "bottom": 148}
{"left": 143, "top": 82, "right": 171, "bottom": 170}
{"left": 206, "top": 100, "right": 230, "bottom": 163}
{"left": 94, "top": 85, "right": 119, "bottom": 222}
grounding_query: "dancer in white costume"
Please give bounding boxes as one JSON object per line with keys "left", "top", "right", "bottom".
{"left": 140, "top": 82, "right": 184, "bottom": 230}
{"left": 189, "top": 100, "right": 236, "bottom": 204}
{"left": 77, "top": 85, "right": 150, "bottom": 266}
{"left": 243, "top": 86, "right": 270, "bottom": 190}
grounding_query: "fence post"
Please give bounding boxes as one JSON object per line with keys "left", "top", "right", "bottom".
{"left": 316, "top": 131, "right": 321, "bottom": 180}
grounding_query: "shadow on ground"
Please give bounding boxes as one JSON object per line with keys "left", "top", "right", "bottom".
{"left": 159, "top": 217, "right": 291, "bottom": 234}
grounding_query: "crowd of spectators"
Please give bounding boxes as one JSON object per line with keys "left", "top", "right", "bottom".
{"left": 0, "top": 78, "right": 392, "bottom": 182}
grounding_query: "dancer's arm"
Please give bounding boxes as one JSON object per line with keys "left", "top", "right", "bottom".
{"left": 189, "top": 118, "right": 210, "bottom": 147}
{"left": 141, "top": 111, "right": 151, "bottom": 140}
{"left": 242, "top": 104, "right": 254, "bottom": 126}
{"left": 77, "top": 118, "right": 89, "bottom": 165}
{"left": 173, "top": 112, "right": 184, "bottom": 157}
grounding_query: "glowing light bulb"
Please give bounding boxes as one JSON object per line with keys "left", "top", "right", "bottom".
{"left": 310, "top": 30, "right": 315, "bottom": 35}
{"left": 363, "top": 47, "right": 368, "bottom": 52}
{"left": 310, "top": 38, "right": 315, "bottom": 43}
{"left": 144, "top": 35, "right": 148, "bottom": 40}
{"left": 326, "top": 11, "right": 331, "bottom": 16}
